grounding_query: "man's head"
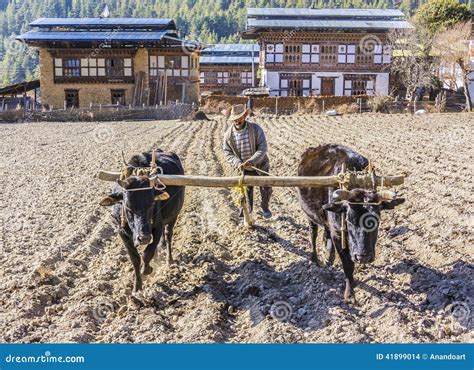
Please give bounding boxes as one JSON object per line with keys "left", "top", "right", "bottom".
{"left": 229, "top": 104, "right": 249, "bottom": 130}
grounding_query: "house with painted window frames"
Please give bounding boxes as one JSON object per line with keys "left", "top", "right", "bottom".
{"left": 17, "top": 18, "right": 200, "bottom": 109}
{"left": 200, "top": 44, "right": 259, "bottom": 95}
{"left": 242, "top": 7, "right": 410, "bottom": 97}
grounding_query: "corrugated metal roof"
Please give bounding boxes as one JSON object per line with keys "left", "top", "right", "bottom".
{"left": 200, "top": 56, "right": 259, "bottom": 64}
{"left": 16, "top": 30, "right": 169, "bottom": 42}
{"left": 247, "top": 8, "right": 405, "bottom": 19}
{"left": 203, "top": 43, "right": 259, "bottom": 53}
{"left": 247, "top": 19, "right": 411, "bottom": 30}
{"left": 30, "top": 18, "right": 175, "bottom": 29}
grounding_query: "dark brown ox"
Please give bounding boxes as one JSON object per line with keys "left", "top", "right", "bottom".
{"left": 298, "top": 144, "right": 405, "bottom": 301}
{"left": 99, "top": 150, "right": 185, "bottom": 292}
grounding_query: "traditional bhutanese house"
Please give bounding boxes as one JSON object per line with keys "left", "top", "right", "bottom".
{"left": 16, "top": 18, "right": 200, "bottom": 109}
{"left": 199, "top": 44, "right": 259, "bottom": 95}
{"left": 241, "top": 8, "right": 410, "bottom": 97}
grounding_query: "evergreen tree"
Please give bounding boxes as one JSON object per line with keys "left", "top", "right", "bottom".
{"left": 0, "top": 0, "right": 424, "bottom": 85}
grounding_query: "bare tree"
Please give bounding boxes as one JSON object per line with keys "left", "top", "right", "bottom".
{"left": 435, "top": 22, "right": 472, "bottom": 111}
{"left": 388, "top": 25, "right": 437, "bottom": 102}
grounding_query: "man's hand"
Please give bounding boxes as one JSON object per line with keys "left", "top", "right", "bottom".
{"left": 239, "top": 160, "right": 253, "bottom": 170}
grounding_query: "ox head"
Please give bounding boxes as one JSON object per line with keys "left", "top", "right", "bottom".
{"left": 323, "top": 189, "right": 405, "bottom": 264}
{"left": 99, "top": 175, "right": 169, "bottom": 247}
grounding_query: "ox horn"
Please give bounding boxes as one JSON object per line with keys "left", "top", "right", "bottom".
{"left": 376, "top": 190, "right": 397, "bottom": 201}
{"left": 332, "top": 189, "right": 350, "bottom": 201}
{"left": 97, "top": 170, "right": 121, "bottom": 181}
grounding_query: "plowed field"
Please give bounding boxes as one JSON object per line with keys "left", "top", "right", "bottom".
{"left": 0, "top": 113, "right": 472, "bottom": 343}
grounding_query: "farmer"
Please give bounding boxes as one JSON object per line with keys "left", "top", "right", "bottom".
{"left": 223, "top": 104, "right": 273, "bottom": 219}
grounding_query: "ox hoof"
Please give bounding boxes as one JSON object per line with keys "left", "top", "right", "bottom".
{"left": 133, "top": 281, "right": 143, "bottom": 292}
{"left": 344, "top": 292, "right": 356, "bottom": 304}
{"left": 130, "top": 291, "right": 145, "bottom": 307}
{"left": 310, "top": 255, "right": 322, "bottom": 267}
{"left": 142, "top": 265, "right": 153, "bottom": 275}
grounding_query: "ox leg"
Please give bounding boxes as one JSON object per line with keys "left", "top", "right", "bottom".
{"left": 120, "top": 230, "right": 142, "bottom": 292}
{"left": 339, "top": 248, "right": 355, "bottom": 302}
{"left": 332, "top": 233, "right": 355, "bottom": 302}
{"left": 324, "top": 227, "right": 336, "bottom": 266}
{"left": 142, "top": 223, "right": 163, "bottom": 276}
{"left": 309, "top": 221, "right": 321, "bottom": 266}
{"left": 164, "top": 219, "right": 177, "bottom": 265}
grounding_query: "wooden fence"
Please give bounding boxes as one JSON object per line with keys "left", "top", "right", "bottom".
{"left": 0, "top": 102, "right": 195, "bottom": 123}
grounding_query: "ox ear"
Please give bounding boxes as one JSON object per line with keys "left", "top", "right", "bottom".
{"left": 154, "top": 189, "right": 170, "bottom": 201}
{"left": 99, "top": 193, "right": 122, "bottom": 207}
{"left": 323, "top": 202, "right": 346, "bottom": 213}
{"left": 381, "top": 198, "right": 405, "bottom": 210}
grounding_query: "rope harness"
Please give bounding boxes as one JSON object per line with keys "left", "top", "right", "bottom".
{"left": 337, "top": 160, "right": 388, "bottom": 251}
{"left": 233, "top": 173, "right": 248, "bottom": 207}
{"left": 232, "top": 165, "right": 270, "bottom": 207}
{"left": 118, "top": 150, "right": 167, "bottom": 229}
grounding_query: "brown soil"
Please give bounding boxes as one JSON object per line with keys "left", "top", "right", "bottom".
{"left": 0, "top": 113, "right": 472, "bottom": 343}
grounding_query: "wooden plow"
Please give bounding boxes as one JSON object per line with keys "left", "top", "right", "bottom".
{"left": 98, "top": 168, "right": 405, "bottom": 227}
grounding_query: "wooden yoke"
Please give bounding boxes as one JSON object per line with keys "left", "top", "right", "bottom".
{"left": 97, "top": 171, "right": 404, "bottom": 188}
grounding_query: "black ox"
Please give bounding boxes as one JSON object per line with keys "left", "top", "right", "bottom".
{"left": 99, "top": 150, "right": 185, "bottom": 292}
{"left": 298, "top": 144, "right": 405, "bottom": 301}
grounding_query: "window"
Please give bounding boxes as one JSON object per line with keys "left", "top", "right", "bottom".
{"left": 302, "top": 45, "right": 320, "bottom": 64}
{"left": 356, "top": 46, "right": 372, "bottom": 65}
{"left": 111, "top": 90, "right": 126, "bottom": 105}
{"left": 265, "top": 43, "right": 283, "bottom": 63}
{"left": 240, "top": 71, "right": 253, "bottom": 85}
{"left": 80, "top": 58, "right": 104, "bottom": 77}
{"left": 343, "top": 76, "right": 375, "bottom": 96}
{"left": 320, "top": 45, "right": 337, "bottom": 65}
{"left": 55, "top": 57, "right": 132, "bottom": 78}
{"left": 150, "top": 55, "right": 189, "bottom": 78}
{"left": 288, "top": 79, "right": 303, "bottom": 96}
{"left": 217, "top": 72, "right": 229, "bottom": 84}
{"left": 65, "top": 89, "right": 79, "bottom": 108}
{"left": 284, "top": 44, "right": 301, "bottom": 64}
{"left": 373, "top": 45, "right": 391, "bottom": 64}
{"left": 280, "top": 74, "right": 311, "bottom": 97}
{"left": 338, "top": 45, "right": 356, "bottom": 64}
{"left": 106, "top": 59, "right": 124, "bottom": 77}
{"left": 63, "top": 59, "right": 80, "bottom": 76}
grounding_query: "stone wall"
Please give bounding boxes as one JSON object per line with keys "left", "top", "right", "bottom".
{"left": 202, "top": 95, "right": 369, "bottom": 114}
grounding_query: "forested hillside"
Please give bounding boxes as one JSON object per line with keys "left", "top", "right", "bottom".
{"left": 0, "top": 0, "right": 470, "bottom": 86}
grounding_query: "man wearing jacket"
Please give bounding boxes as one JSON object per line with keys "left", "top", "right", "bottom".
{"left": 223, "top": 104, "right": 272, "bottom": 219}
